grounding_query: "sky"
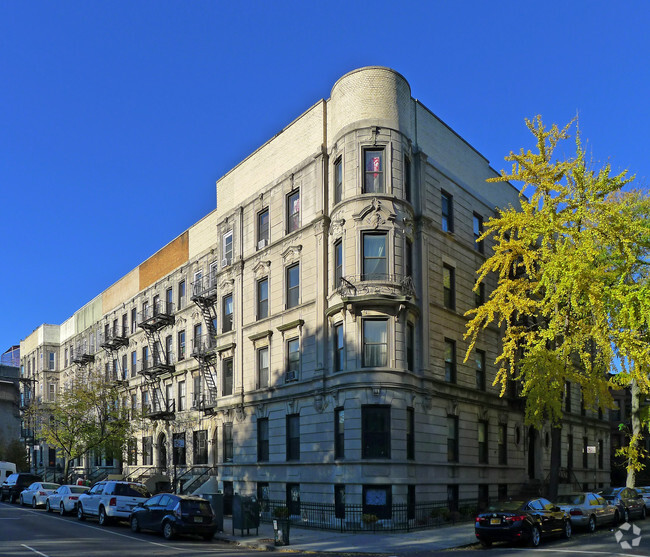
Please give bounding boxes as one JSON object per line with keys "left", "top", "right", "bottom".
{"left": 1, "top": 1, "right": 649, "bottom": 354}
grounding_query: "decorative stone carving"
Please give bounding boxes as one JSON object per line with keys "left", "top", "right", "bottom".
{"left": 281, "top": 244, "right": 302, "bottom": 264}
{"left": 329, "top": 218, "right": 346, "bottom": 237}
{"left": 352, "top": 198, "right": 396, "bottom": 229}
{"left": 235, "top": 405, "right": 246, "bottom": 422}
{"left": 252, "top": 260, "right": 271, "bottom": 278}
{"left": 314, "top": 395, "right": 326, "bottom": 414}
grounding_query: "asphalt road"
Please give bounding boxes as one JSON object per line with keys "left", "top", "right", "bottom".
{"left": 0, "top": 501, "right": 260, "bottom": 557}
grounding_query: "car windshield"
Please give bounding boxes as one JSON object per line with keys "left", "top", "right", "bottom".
{"left": 181, "top": 500, "right": 213, "bottom": 515}
{"left": 556, "top": 494, "right": 585, "bottom": 505}
{"left": 42, "top": 483, "right": 59, "bottom": 490}
{"left": 114, "top": 483, "right": 151, "bottom": 498}
{"left": 600, "top": 488, "right": 621, "bottom": 496}
{"left": 488, "top": 501, "right": 524, "bottom": 512}
{"left": 69, "top": 486, "right": 88, "bottom": 493}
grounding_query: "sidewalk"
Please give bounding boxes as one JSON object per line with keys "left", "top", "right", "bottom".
{"left": 215, "top": 517, "right": 477, "bottom": 553}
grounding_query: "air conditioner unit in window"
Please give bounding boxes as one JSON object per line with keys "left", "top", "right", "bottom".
{"left": 257, "top": 239, "right": 267, "bottom": 249}
{"left": 285, "top": 370, "right": 297, "bottom": 382}
{"left": 222, "top": 258, "right": 230, "bottom": 268}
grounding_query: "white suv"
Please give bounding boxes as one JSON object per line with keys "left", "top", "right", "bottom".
{"left": 77, "top": 481, "right": 151, "bottom": 525}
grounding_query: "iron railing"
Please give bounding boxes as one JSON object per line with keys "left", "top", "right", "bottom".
{"left": 338, "top": 274, "right": 415, "bottom": 298}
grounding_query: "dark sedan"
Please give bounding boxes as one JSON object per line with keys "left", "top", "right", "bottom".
{"left": 599, "top": 487, "right": 646, "bottom": 522}
{"left": 475, "top": 497, "right": 571, "bottom": 547}
{"left": 129, "top": 493, "right": 218, "bottom": 540}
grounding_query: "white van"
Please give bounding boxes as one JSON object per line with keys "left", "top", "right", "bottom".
{"left": 0, "top": 462, "right": 17, "bottom": 481}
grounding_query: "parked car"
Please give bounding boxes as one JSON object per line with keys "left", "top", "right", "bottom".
{"left": 475, "top": 497, "right": 571, "bottom": 547}
{"left": 555, "top": 492, "right": 620, "bottom": 531}
{"left": 129, "top": 493, "right": 218, "bottom": 540}
{"left": 46, "top": 485, "right": 90, "bottom": 515}
{"left": 635, "top": 486, "right": 650, "bottom": 510}
{"left": 599, "top": 487, "right": 646, "bottom": 522}
{"left": 77, "top": 480, "right": 151, "bottom": 525}
{"left": 20, "top": 482, "right": 60, "bottom": 508}
{"left": 0, "top": 473, "right": 43, "bottom": 504}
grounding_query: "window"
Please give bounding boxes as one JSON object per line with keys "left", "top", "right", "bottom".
{"left": 64, "top": 348, "right": 68, "bottom": 367}
{"left": 178, "top": 330, "right": 185, "bottom": 361}
{"left": 583, "top": 437, "right": 589, "bottom": 468}
{"left": 223, "top": 423, "right": 233, "bottom": 462}
{"left": 193, "top": 323, "right": 202, "bottom": 354}
{"left": 286, "top": 338, "right": 300, "bottom": 382}
{"left": 286, "top": 263, "right": 300, "bottom": 308}
{"left": 142, "top": 436, "right": 153, "bottom": 465}
{"left": 127, "top": 439, "right": 137, "bottom": 465}
{"left": 122, "top": 354, "right": 128, "bottom": 380}
{"left": 475, "top": 349, "right": 486, "bottom": 390}
{"left": 473, "top": 213, "right": 484, "bottom": 253}
{"left": 193, "top": 375, "right": 202, "bottom": 407}
{"left": 257, "top": 278, "right": 268, "bottom": 319}
{"left": 334, "top": 484, "right": 345, "bottom": 519}
{"left": 447, "top": 415, "right": 459, "bottom": 462}
{"left": 565, "top": 382, "right": 572, "bottom": 413}
{"left": 363, "top": 319, "right": 388, "bottom": 367}
{"left": 258, "top": 208, "right": 269, "bottom": 248}
{"left": 173, "top": 432, "right": 186, "bottom": 465}
{"left": 405, "top": 238, "right": 413, "bottom": 279}
{"left": 404, "top": 155, "right": 411, "bottom": 202}
{"left": 287, "top": 189, "right": 300, "bottom": 233}
{"left": 364, "top": 149, "right": 384, "bottom": 193}
{"left": 406, "top": 407, "right": 415, "bottom": 460}
{"left": 408, "top": 485, "right": 416, "bottom": 520}
{"left": 363, "top": 485, "right": 391, "bottom": 520}
{"left": 257, "top": 418, "right": 269, "bottom": 462}
{"left": 334, "top": 157, "right": 343, "bottom": 204}
{"left": 334, "top": 239, "right": 343, "bottom": 287}
{"left": 165, "top": 335, "right": 173, "bottom": 365}
{"left": 498, "top": 423, "right": 507, "bottom": 465}
{"left": 334, "top": 323, "right": 345, "bottom": 372}
{"left": 122, "top": 313, "right": 128, "bottom": 336}
{"left": 194, "top": 430, "right": 208, "bottom": 465}
{"left": 475, "top": 282, "right": 485, "bottom": 307}
{"left": 406, "top": 322, "right": 414, "bottom": 371}
{"left": 48, "top": 352, "right": 55, "bottom": 371}
{"left": 334, "top": 407, "right": 345, "bottom": 459}
{"left": 441, "top": 191, "right": 453, "bottom": 232}
{"left": 222, "top": 294, "right": 233, "bottom": 332}
{"left": 257, "top": 346, "right": 269, "bottom": 388}
{"left": 567, "top": 434, "right": 573, "bottom": 471}
{"left": 286, "top": 414, "right": 300, "bottom": 461}
{"left": 222, "top": 231, "right": 233, "bottom": 266}
{"left": 142, "top": 346, "right": 149, "bottom": 372}
{"left": 442, "top": 265, "right": 455, "bottom": 309}
{"left": 223, "top": 357, "right": 233, "bottom": 396}
{"left": 598, "top": 439, "right": 604, "bottom": 469}
{"left": 478, "top": 420, "right": 488, "bottom": 464}
{"left": 362, "top": 405, "right": 391, "bottom": 458}
{"left": 178, "top": 380, "right": 186, "bottom": 411}
{"left": 131, "top": 351, "right": 137, "bottom": 378}
{"left": 166, "top": 384, "right": 173, "bottom": 410}
{"left": 178, "top": 280, "right": 186, "bottom": 310}
{"left": 362, "top": 232, "right": 387, "bottom": 280}
{"left": 48, "top": 383, "right": 56, "bottom": 402}
{"left": 444, "top": 339, "right": 456, "bottom": 383}
{"left": 166, "top": 287, "right": 173, "bottom": 314}
{"left": 131, "top": 307, "right": 137, "bottom": 333}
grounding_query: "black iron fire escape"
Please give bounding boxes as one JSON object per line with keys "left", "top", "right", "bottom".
{"left": 190, "top": 269, "right": 220, "bottom": 412}
{"left": 138, "top": 298, "right": 175, "bottom": 420}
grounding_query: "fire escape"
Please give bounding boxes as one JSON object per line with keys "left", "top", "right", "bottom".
{"left": 190, "top": 267, "right": 220, "bottom": 412}
{"left": 72, "top": 335, "right": 96, "bottom": 368}
{"left": 99, "top": 322, "right": 128, "bottom": 386}
{"left": 138, "top": 297, "right": 175, "bottom": 420}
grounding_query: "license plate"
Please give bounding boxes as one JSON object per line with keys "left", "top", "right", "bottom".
{"left": 193, "top": 517, "right": 203, "bottom": 523}
{"left": 490, "top": 518, "right": 501, "bottom": 525}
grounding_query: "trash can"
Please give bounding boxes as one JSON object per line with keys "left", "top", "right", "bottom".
{"left": 273, "top": 518, "right": 290, "bottom": 546}
{"left": 202, "top": 493, "right": 224, "bottom": 532}
{"left": 232, "top": 495, "right": 261, "bottom": 535}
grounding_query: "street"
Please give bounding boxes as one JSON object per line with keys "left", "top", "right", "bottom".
{"left": 0, "top": 501, "right": 262, "bottom": 557}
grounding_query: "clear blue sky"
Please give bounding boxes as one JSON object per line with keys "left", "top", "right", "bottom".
{"left": 1, "top": 1, "right": 648, "bottom": 354}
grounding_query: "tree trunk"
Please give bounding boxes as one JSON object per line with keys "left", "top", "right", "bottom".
{"left": 64, "top": 458, "right": 71, "bottom": 485}
{"left": 627, "top": 379, "right": 641, "bottom": 488}
{"left": 548, "top": 424, "right": 562, "bottom": 501}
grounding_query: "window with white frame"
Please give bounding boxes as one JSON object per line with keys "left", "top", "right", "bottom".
{"left": 258, "top": 208, "right": 269, "bottom": 248}
{"left": 362, "top": 319, "right": 388, "bottom": 367}
{"left": 223, "top": 357, "right": 233, "bottom": 396}
{"left": 222, "top": 294, "right": 233, "bottom": 332}
{"left": 287, "top": 190, "right": 300, "bottom": 233}
{"left": 362, "top": 232, "right": 387, "bottom": 280}
{"left": 286, "top": 338, "right": 300, "bottom": 382}
{"left": 334, "top": 323, "right": 344, "bottom": 372}
{"left": 334, "top": 157, "right": 343, "bottom": 204}
{"left": 222, "top": 231, "right": 233, "bottom": 266}
{"left": 257, "top": 278, "right": 268, "bottom": 319}
{"left": 258, "top": 346, "right": 269, "bottom": 388}
{"left": 364, "top": 148, "right": 384, "bottom": 193}
{"left": 286, "top": 263, "right": 300, "bottom": 308}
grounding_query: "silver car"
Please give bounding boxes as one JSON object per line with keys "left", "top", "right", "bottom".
{"left": 555, "top": 492, "right": 619, "bottom": 532}
{"left": 46, "top": 485, "right": 90, "bottom": 515}
{"left": 19, "top": 482, "right": 60, "bottom": 508}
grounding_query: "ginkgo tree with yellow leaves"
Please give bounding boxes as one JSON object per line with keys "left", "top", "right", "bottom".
{"left": 464, "top": 116, "right": 650, "bottom": 498}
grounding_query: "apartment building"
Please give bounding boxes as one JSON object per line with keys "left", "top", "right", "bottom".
{"left": 20, "top": 67, "right": 611, "bottom": 516}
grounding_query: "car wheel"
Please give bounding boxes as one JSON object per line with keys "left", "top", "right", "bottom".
{"left": 10, "top": 494, "right": 17, "bottom": 504}
{"left": 19, "top": 496, "right": 23, "bottom": 506}
{"left": 32, "top": 497, "right": 37, "bottom": 509}
{"left": 131, "top": 516, "right": 140, "bottom": 533}
{"left": 563, "top": 519, "right": 572, "bottom": 539}
{"left": 642, "top": 507, "right": 647, "bottom": 520}
{"left": 45, "top": 500, "right": 51, "bottom": 512}
{"left": 98, "top": 507, "right": 110, "bottom": 526}
{"left": 530, "top": 525, "right": 541, "bottom": 547}
{"left": 60, "top": 503, "right": 66, "bottom": 516}
{"left": 624, "top": 508, "right": 630, "bottom": 523}
{"left": 614, "top": 510, "right": 621, "bottom": 523}
{"left": 163, "top": 521, "right": 175, "bottom": 540}
{"left": 587, "top": 515, "right": 596, "bottom": 533}
{"left": 77, "top": 504, "right": 86, "bottom": 521}
{"left": 0, "top": 492, "right": 5, "bottom": 502}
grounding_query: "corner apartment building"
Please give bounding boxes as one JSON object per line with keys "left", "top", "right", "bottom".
{"left": 20, "top": 67, "right": 611, "bottom": 515}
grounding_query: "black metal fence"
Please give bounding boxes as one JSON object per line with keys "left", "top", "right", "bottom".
{"left": 259, "top": 497, "right": 485, "bottom": 533}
